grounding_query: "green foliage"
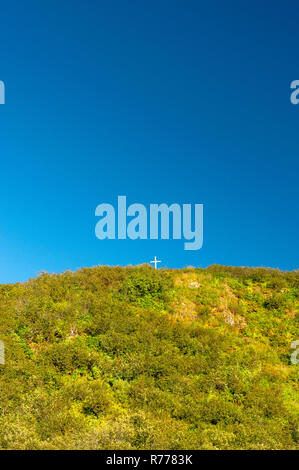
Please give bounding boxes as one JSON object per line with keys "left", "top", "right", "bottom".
{"left": 121, "top": 267, "right": 173, "bottom": 309}
{"left": 263, "top": 293, "right": 287, "bottom": 311}
{"left": 0, "top": 265, "right": 298, "bottom": 449}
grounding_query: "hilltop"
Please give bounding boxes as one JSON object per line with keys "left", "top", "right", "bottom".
{"left": 0, "top": 265, "right": 298, "bottom": 449}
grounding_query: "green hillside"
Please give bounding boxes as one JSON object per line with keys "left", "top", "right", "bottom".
{"left": 0, "top": 265, "right": 298, "bottom": 450}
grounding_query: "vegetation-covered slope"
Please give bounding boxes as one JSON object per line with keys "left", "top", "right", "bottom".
{"left": 0, "top": 265, "right": 298, "bottom": 450}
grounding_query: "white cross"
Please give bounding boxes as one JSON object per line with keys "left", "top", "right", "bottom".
{"left": 150, "top": 256, "right": 161, "bottom": 269}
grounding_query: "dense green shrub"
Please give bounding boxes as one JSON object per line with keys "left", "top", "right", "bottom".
{"left": 0, "top": 265, "right": 298, "bottom": 449}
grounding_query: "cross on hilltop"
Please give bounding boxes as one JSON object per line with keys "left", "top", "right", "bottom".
{"left": 150, "top": 256, "right": 161, "bottom": 269}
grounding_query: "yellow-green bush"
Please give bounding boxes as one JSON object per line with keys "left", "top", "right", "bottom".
{"left": 0, "top": 265, "right": 298, "bottom": 449}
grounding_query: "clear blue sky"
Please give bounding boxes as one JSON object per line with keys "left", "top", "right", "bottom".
{"left": 0, "top": 0, "right": 298, "bottom": 283}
